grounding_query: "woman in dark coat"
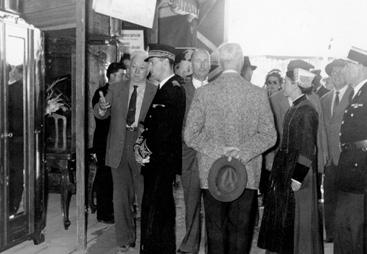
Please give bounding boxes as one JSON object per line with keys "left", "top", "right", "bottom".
{"left": 258, "top": 68, "right": 324, "bottom": 254}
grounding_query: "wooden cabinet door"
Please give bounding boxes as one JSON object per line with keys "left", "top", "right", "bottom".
{"left": 0, "top": 17, "right": 45, "bottom": 251}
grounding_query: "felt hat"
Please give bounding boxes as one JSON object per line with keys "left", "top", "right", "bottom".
{"left": 145, "top": 43, "right": 176, "bottom": 62}
{"left": 325, "top": 59, "right": 348, "bottom": 76}
{"left": 208, "top": 157, "right": 247, "bottom": 202}
{"left": 347, "top": 46, "right": 367, "bottom": 67}
{"left": 243, "top": 56, "right": 257, "bottom": 70}
{"left": 287, "top": 59, "right": 314, "bottom": 72}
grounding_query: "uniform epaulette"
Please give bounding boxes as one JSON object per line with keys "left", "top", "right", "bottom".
{"left": 172, "top": 80, "right": 181, "bottom": 87}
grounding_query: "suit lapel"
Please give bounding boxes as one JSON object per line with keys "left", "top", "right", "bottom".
{"left": 139, "top": 82, "right": 157, "bottom": 122}
{"left": 324, "top": 92, "right": 333, "bottom": 122}
{"left": 119, "top": 81, "right": 130, "bottom": 120}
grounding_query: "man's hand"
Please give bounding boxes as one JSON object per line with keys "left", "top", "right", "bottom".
{"left": 291, "top": 179, "right": 302, "bottom": 191}
{"left": 223, "top": 146, "right": 240, "bottom": 161}
{"left": 98, "top": 91, "right": 111, "bottom": 111}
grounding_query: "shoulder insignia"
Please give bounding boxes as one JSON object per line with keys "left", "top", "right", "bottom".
{"left": 172, "top": 80, "right": 181, "bottom": 87}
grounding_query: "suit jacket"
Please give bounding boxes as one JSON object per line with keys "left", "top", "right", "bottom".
{"left": 266, "top": 91, "right": 328, "bottom": 172}
{"left": 142, "top": 75, "right": 186, "bottom": 176}
{"left": 321, "top": 86, "right": 353, "bottom": 166}
{"left": 93, "top": 79, "right": 157, "bottom": 168}
{"left": 184, "top": 72, "right": 277, "bottom": 189}
{"left": 181, "top": 79, "right": 198, "bottom": 171}
{"left": 338, "top": 82, "right": 367, "bottom": 193}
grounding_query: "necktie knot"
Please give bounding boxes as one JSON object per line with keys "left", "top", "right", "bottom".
{"left": 333, "top": 90, "right": 340, "bottom": 116}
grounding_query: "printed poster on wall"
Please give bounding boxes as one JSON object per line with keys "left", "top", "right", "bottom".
{"left": 118, "top": 30, "right": 145, "bottom": 54}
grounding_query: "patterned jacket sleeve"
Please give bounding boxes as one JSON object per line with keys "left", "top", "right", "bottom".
{"left": 238, "top": 90, "right": 277, "bottom": 163}
{"left": 184, "top": 89, "right": 223, "bottom": 159}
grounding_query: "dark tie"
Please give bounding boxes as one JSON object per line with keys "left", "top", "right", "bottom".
{"left": 126, "top": 85, "right": 138, "bottom": 126}
{"left": 333, "top": 91, "right": 339, "bottom": 115}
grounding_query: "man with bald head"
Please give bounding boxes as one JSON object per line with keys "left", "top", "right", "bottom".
{"left": 179, "top": 48, "right": 211, "bottom": 254}
{"left": 94, "top": 51, "right": 157, "bottom": 253}
{"left": 184, "top": 43, "right": 276, "bottom": 254}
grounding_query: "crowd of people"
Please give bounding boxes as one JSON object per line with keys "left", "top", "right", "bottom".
{"left": 91, "top": 42, "right": 367, "bottom": 254}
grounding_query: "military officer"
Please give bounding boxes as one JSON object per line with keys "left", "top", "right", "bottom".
{"left": 334, "top": 46, "right": 367, "bottom": 254}
{"left": 139, "top": 44, "right": 186, "bottom": 254}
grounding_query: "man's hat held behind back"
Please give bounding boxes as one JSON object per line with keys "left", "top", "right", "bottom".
{"left": 145, "top": 43, "right": 176, "bottom": 62}
{"left": 208, "top": 157, "right": 247, "bottom": 202}
{"left": 347, "top": 46, "right": 367, "bottom": 67}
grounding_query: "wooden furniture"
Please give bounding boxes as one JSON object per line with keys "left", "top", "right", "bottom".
{"left": 45, "top": 151, "right": 97, "bottom": 230}
{"left": 46, "top": 152, "right": 75, "bottom": 229}
{"left": 0, "top": 12, "right": 46, "bottom": 251}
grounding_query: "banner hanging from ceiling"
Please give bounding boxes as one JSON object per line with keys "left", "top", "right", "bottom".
{"left": 92, "top": 0, "right": 157, "bottom": 28}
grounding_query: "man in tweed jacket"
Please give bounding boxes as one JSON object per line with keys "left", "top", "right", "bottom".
{"left": 184, "top": 43, "right": 277, "bottom": 254}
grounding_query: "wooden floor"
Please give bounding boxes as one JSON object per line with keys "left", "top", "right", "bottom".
{"left": 1, "top": 186, "right": 334, "bottom": 254}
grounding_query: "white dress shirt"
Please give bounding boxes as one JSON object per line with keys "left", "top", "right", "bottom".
{"left": 331, "top": 85, "right": 348, "bottom": 115}
{"left": 127, "top": 83, "right": 146, "bottom": 127}
{"left": 192, "top": 77, "right": 208, "bottom": 89}
{"left": 159, "top": 74, "right": 175, "bottom": 89}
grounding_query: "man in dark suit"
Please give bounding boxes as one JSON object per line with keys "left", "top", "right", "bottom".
{"left": 321, "top": 59, "right": 353, "bottom": 242}
{"left": 139, "top": 44, "right": 186, "bottom": 254}
{"left": 178, "top": 48, "right": 210, "bottom": 254}
{"left": 334, "top": 46, "right": 367, "bottom": 254}
{"left": 91, "top": 64, "right": 114, "bottom": 224}
{"left": 94, "top": 52, "right": 157, "bottom": 253}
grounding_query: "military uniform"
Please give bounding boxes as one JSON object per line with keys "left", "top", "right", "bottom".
{"left": 334, "top": 79, "right": 367, "bottom": 254}
{"left": 140, "top": 72, "right": 186, "bottom": 254}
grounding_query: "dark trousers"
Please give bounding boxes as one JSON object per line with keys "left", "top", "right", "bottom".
{"left": 140, "top": 169, "right": 176, "bottom": 254}
{"left": 95, "top": 151, "right": 114, "bottom": 221}
{"left": 334, "top": 191, "right": 365, "bottom": 254}
{"left": 179, "top": 149, "right": 202, "bottom": 253}
{"left": 112, "top": 130, "right": 143, "bottom": 246}
{"left": 203, "top": 189, "right": 257, "bottom": 254}
{"left": 324, "top": 164, "right": 337, "bottom": 241}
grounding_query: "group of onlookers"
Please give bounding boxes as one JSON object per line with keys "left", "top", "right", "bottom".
{"left": 91, "top": 42, "right": 367, "bottom": 254}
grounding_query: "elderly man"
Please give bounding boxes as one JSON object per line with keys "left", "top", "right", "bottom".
{"left": 321, "top": 59, "right": 353, "bottom": 243}
{"left": 334, "top": 46, "right": 367, "bottom": 254}
{"left": 94, "top": 52, "right": 156, "bottom": 253}
{"left": 179, "top": 48, "right": 211, "bottom": 254}
{"left": 184, "top": 43, "right": 276, "bottom": 254}
{"left": 140, "top": 44, "right": 186, "bottom": 254}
